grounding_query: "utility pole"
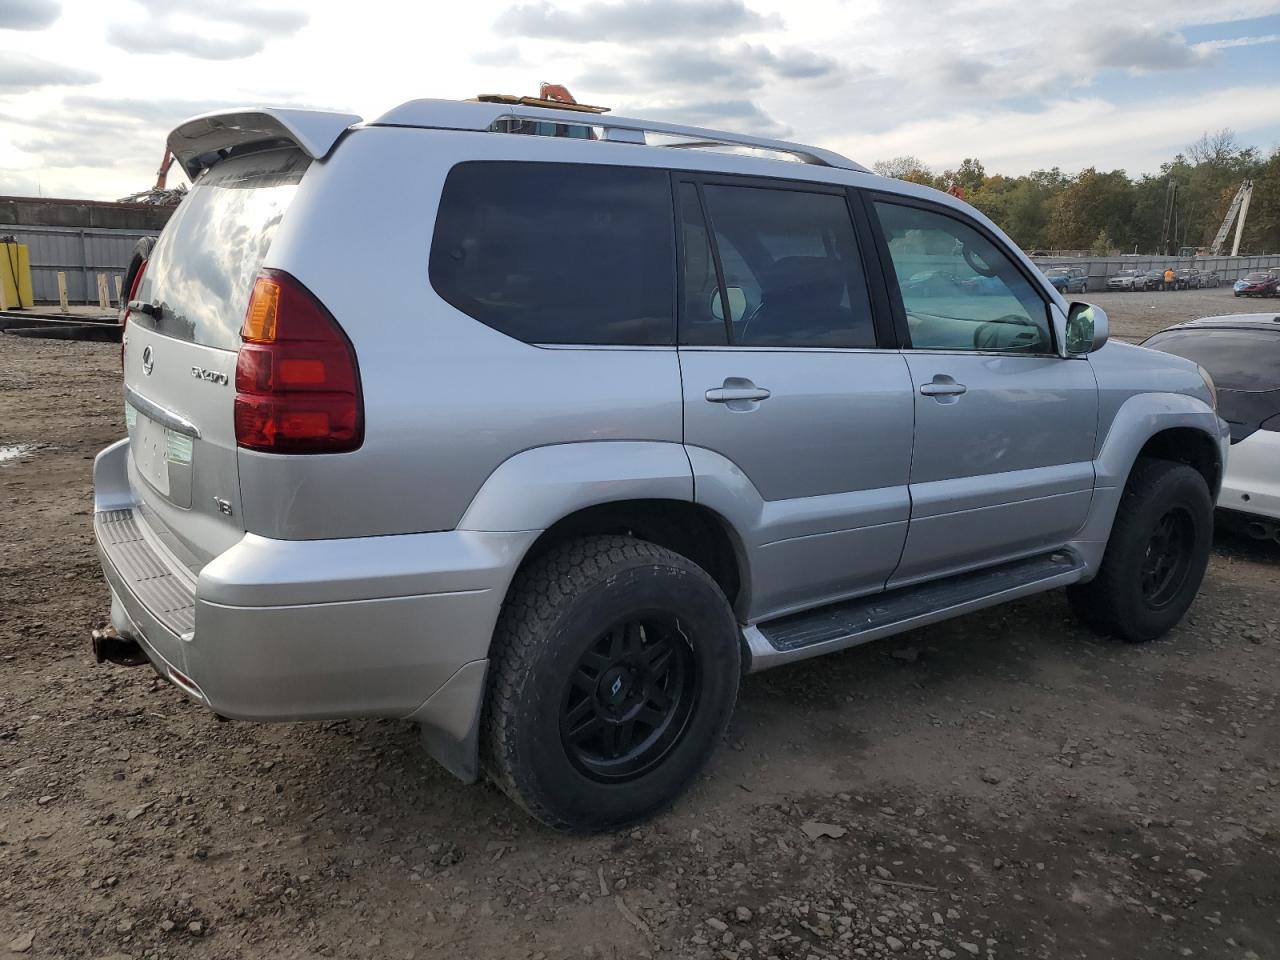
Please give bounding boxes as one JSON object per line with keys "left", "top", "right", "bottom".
{"left": 1159, "top": 178, "right": 1178, "bottom": 256}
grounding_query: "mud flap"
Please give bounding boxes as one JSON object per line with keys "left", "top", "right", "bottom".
{"left": 408, "top": 659, "right": 489, "bottom": 784}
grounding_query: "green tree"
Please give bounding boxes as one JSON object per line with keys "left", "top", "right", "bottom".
{"left": 1048, "top": 168, "right": 1134, "bottom": 249}
{"left": 1238, "top": 148, "right": 1280, "bottom": 254}
{"left": 1090, "top": 228, "right": 1113, "bottom": 255}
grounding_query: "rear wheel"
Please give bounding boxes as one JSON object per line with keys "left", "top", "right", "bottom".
{"left": 1069, "top": 458, "right": 1212, "bottom": 642}
{"left": 483, "top": 535, "right": 740, "bottom": 831}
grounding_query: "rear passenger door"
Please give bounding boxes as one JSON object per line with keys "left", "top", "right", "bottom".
{"left": 676, "top": 176, "right": 916, "bottom": 621}
{"left": 868, "top": 196, "right": 1099, "bottom": 586}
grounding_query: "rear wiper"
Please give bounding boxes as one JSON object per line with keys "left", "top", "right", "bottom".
{"left": 128, "top": 300, "right": 160, "bottom": 318}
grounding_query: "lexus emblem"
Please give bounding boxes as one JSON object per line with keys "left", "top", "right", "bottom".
{"left": 141, "top": 344, "right": 154, "bottom": 376}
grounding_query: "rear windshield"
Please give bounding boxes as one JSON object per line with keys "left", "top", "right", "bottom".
{"left": 136, "top": 147, "right": 308, "bottom": 351}
{"left": 429, "top": 161, "right": 676, "bottom": 346}
{"left": 1144, "top": 328, "right": 1280, "bottom": 392}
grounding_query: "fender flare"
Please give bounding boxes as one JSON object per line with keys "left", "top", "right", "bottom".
{"left": 1069, "top": 392, "right": 1227, "bottom": 571}
{"left": 457, "top": 440, "right": 694, "bottom": 532}
{"left": 1093, "top": 392, "right": 1225, "bottom": 489}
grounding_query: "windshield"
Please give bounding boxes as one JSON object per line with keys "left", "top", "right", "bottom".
{"left": 1144, "top": 328, "right": 1280, "bottom": 392}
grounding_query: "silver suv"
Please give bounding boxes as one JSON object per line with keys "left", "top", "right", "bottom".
{"left": 94, "top": 100, "right": 1229, "bottom": 831}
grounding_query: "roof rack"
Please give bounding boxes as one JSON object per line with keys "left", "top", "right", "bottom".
{"left": 372, "top": 99, "right": 866, "bottom": 172}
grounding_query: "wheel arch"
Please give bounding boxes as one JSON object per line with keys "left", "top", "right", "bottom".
{"left": 1134, "top": 426, "right": 1223, "bottom": 496}
{"left": 1069, "top": 392, "right": 1227, "bottom": 576}
{"left": 513, "top": 498, "right": 749, "bottom": 616}
{"left": 457, "top": 440, "right": 752, "bottom": 615}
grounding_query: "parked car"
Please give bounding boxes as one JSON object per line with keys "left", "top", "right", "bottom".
{"left": 1144, "top": 315, "right": 1280, "bottom": 543}
{"left": 1043, "top": 265, "right": 1088, "bottom": 294}
{"left": 1199, "top": 271, "right": 1221, "bottom": 289}
{"left": 1176, "top": 269, "right": 1202, "bottom": 290}
{"left": 1144, "top": 269, "right": 1168, "bottom": 291}
{"left": 93, "top": 100, "right": 1228, "bottom": 830}
{"left": 1234, "top": 272, "right": 1279, "bottom": 297}
{"left": 1107, "top": 269, "right": 1145, "bottom": 291}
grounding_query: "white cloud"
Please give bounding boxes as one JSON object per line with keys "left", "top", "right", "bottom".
{"left": 833, "top": 84, "right": 1280, "bottom": 176}
{"left": 0, "top": 0, "right": 59, "bottom": 30}
{"left": 2, "top": 0, "right": 1279, "bottom": 198}
{"left": 106, "top": 0, "right": 309, "bottom": 60}
{"left": 0, "top": 51, "right": 96, "bottom": 91}
{"left": 1195, "top": 33, "right": 1280, "bottom": 51}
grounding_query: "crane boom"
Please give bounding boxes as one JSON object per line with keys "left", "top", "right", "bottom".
{"left": 1209, "top": 180, "right": 1253, "bottom": 256}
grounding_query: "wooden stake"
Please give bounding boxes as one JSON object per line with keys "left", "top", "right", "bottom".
{"left": 97, "top": 273, "right": 109, "bottom": 310}
{"left": 57, "top": 272, "right": 69, "bottom": 313}
{"left": 114, "top": 275, "right": 123, "bottom": 307}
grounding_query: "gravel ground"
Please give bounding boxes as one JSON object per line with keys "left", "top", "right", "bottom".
{"left": 1, "top": 286, "right": 1277, "bottom": 960}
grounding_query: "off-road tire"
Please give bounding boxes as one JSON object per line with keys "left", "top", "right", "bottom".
{"left": 1069, "top": 457, "right": 1212, "bottom": 642}
{"left": 483, "top": 535, "right": 740, "bottom": 831}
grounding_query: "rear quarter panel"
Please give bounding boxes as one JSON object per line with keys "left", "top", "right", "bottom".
{"left": 243, "top": 127, "right": 684, "bottom": 539}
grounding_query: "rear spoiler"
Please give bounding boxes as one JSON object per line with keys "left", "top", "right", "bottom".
{"left": 167, "top": 107, "right": 363, "bottom": 179}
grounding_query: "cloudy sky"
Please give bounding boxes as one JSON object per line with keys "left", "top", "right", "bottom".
{"left": 1, "top": 0, "right": 1278, "bottom": 200}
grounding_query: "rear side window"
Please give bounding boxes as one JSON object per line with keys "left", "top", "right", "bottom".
{"left": 138, "top": 147, "right": 308, "bottom": 351}
{"left": 430, "top": 162, "right": 676, "bottom": 346}
{"left": 692, "top": 184, "right": 875, "bottom": 348}
{"left": 1144, "top": 328, "right": 1280, "bottom": 392}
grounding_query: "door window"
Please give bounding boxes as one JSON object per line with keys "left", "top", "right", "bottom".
{"left": 874, "top": 201, "right": 1052, "bottom": 354}
{"left": 684, "top": 183, "right": 876, "bottom": 349}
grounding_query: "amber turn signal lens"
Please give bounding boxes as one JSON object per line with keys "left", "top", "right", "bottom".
{"left": 242, "top": 276, "right": 281, "bottom": 342}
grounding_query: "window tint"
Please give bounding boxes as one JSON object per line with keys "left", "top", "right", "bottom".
{"left": 698, "top": 184, "right": 875, "bottom": 349}
{"left": 875, "top": 201, "right": 1052, "bottom": 353}
{"left": 430, "top": 162, "right": 675, "bottom": 346}
{"left": 138, "top": 147, "right": 307, "bottom": 350}
{"left": 1144, "top": 328, "right": 1280, "bottom": 392}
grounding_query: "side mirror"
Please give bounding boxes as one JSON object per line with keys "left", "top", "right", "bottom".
{"left": 711, "top": 286, "right": 747, "bottom": 322}
{"left": 1065, "top": 302, "right": 1109, "bottom": 354}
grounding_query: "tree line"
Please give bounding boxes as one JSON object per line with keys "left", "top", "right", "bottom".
{"left": 872, "top": 130, "right": 1279, "bottom": 256}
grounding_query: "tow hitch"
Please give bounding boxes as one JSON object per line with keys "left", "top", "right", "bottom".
{"left": 91, "top": 627, "right": 148, "bottom": 667}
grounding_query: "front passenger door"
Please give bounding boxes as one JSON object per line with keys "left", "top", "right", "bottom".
{"left": 677, "top": 178, "right": 916, "bottom": 621}
{"left": 870, "top": 198, "right": 1099, "bottom": 587}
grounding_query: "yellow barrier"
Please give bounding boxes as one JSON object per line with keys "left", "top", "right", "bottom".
{"left": 1, "top": 241, "right": 35, "bottom": 310}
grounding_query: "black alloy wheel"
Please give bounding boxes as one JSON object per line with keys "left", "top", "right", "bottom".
{"left": 559, "top": 616, "right": 698, "bottom": 782}
{"left": 1139, "top": 507, "right": 1195, "bottom": 608}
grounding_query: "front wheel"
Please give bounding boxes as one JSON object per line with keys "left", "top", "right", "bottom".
{"left": 1068, "top": 458, "right": 1212, "bottom": 642}
{"left": 483, "top": 536, "right": 740, "bottom": 831}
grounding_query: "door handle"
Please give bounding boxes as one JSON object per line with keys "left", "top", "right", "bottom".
{"left": 706, "top": 382, "right": 771, "bottom": 403}
{"left": 919, "top": 376, "right": 967, "bottom": 398}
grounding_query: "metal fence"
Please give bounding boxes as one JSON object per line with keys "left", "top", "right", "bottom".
{"left": 3, "top": 224, "right": 153, "bottom": 304}
{"left": 1029, "top": 253, "right": 1280, "bottom": 284}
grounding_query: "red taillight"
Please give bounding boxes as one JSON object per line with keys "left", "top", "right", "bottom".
{"left": 121, "top": 258, "right": 148, "bottom": 365}
{"left": 233, "top": 270, "right": 363, "bottom": 454}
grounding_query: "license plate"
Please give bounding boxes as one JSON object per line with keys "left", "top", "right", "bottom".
{"left": 133, "top": 413, "right": 170, "bottom": 496}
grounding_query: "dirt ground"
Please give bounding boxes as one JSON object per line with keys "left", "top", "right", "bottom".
{"left": 1, "top": 286, "right": 1277, "bottom": 960}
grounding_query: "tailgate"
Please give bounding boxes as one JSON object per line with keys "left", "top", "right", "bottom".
{"left": 123, "top": 146, "right": 309, "bottom": 566}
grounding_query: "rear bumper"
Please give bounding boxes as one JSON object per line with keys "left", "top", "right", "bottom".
{"left": 92, "top": 438, "right": 536, "bottom": 724}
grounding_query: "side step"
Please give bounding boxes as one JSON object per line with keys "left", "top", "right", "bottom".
{"left": 744, "top": 550, "right": 1086, "bottom": 671}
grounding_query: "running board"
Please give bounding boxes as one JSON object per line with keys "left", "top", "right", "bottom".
{"left": 743, "top": 551, "right": 1086, "bottom": 672}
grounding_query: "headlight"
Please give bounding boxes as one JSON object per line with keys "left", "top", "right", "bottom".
{"left": 1197, "top": 365, "right": 1218, "bottom": 411}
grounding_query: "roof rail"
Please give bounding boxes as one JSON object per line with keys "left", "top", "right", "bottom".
{"left": 372, "top": 99, "right": 867, "bottom": 172}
